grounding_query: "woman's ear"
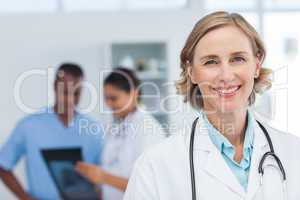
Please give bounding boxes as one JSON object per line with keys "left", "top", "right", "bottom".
{"left": 187, "top": 62, "right": 197, "bottom": 84}
{"left": 254, "top": 56, "right": 262, "bottom": 78}
{"left": 133, "top": 89, "right": 139, "bottom": 102}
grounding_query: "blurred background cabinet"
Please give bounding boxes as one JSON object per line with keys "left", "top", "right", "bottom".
{"left": 108, "top": 42, "right": 170, "bottom": 131}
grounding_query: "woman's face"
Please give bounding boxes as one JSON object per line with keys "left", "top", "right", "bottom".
{"left": 104, "top": 84, "right": 138, "bottom": 119}
{"left": 189, "top": 25, "right": 261, "bottom": 113}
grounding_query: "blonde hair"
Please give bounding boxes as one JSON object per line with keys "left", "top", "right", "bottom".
{"left": 176, "top": 11, "right": 273, "bottom": 109}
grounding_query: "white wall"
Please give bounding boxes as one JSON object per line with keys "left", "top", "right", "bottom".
{"left": 0, "top": 9, "right": 204, "bottom": 199}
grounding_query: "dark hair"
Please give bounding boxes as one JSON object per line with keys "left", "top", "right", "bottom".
{"left": 55, "top": 63, "right": 84, "bottom": 81}
{"left": 104, "top": 67, "right": 140, "bottom": 94}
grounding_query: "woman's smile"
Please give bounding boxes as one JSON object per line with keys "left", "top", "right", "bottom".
{"left": 212, "top": 85, "right": 242, "bottom": 99}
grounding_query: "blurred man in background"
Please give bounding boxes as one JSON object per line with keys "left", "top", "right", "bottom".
{"left": 0, "top": 63, "right": 103, "bottom": 200}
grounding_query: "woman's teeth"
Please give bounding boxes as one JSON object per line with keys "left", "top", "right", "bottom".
{"left": 214, "top": 86, "right": 240, "bottom": 95}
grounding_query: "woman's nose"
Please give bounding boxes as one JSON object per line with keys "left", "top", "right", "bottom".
{"left": 218, "top": 63, "right": 235, "bottom": 83}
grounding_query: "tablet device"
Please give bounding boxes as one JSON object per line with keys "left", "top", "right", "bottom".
{"left": 41, "top": 147, "right": 100, "bottom": 200}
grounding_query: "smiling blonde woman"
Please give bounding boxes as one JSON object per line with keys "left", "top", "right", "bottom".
{"left": 124, "top": 11, "right": 300, "bottom": 200}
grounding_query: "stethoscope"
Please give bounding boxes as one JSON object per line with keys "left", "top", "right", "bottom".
{"left": 189, "top": 117, "right": 287, "bottom": 200}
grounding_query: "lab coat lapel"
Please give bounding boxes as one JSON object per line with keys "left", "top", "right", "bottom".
{"left": 246, "top": 120, "right": 268, "bottom": 200}
{"left": 192, "top": 117, "right": 246, "bottom": 198}
{"left": 204, "top": 146, "right": 246, "bottom": 197}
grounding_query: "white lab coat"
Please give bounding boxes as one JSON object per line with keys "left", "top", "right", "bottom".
{"left": 124, "top": 115, "right": 300, "bottom": 200}
{"left": 101, "top": 109, "right": 166, "bottom": 200}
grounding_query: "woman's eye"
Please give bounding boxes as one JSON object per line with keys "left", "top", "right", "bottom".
{"left": 204, "top": 60, "right": 218, "bottom": 65}
{"left": 231, "top": 56, "right": 245, "bottom": 63}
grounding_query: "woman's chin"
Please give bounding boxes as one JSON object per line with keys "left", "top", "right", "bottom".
{"left": 113, "top": 111, "right": 128, "bottom": 119}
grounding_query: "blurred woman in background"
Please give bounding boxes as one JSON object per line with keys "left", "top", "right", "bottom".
{"left": 76, "top": 67, "right": 166, "bottom": 200}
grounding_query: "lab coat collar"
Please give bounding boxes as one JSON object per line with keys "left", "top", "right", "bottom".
{"left": 189, "top": 116, "right": 245, "bottom": 197}
{"left": 186, "top": 113, "right": 269, "bottom": 198}
{"left": 119, "top": 108, "right": 139, "bottom": 124}
{"left": 186, "top": 111, "right": 269, "bottom": 153}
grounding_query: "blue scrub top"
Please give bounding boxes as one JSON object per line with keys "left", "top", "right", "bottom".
{"left": 0, "top": 107, "right": 104, "bottom": 200}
